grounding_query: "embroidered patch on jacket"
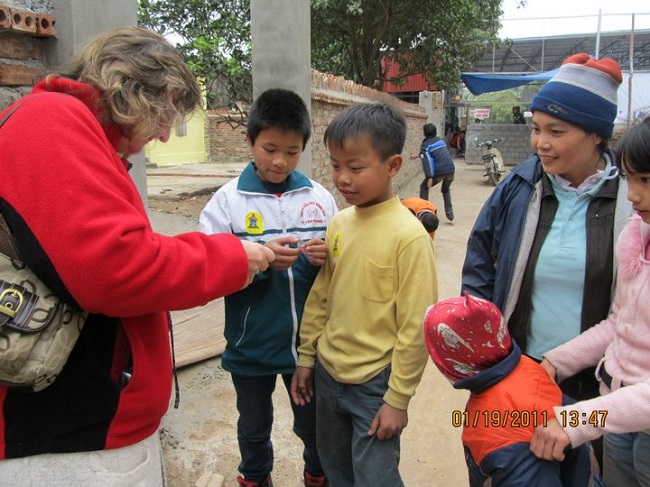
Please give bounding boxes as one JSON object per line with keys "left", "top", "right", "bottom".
{"left": 332, "top": 233, "right": 342, "bottom": 256}
{"left": 245, "top": 211, "right": 263, "bottom": 234}
{"left": 299, "top": 201, "right": 328, "bottom": 225}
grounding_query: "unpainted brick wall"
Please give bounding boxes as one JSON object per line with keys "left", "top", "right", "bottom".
{"left": 207, "top": 111, "right": 251, "bottom": 164}
{"left": 207, "top": 69, "right": 429, "bottom": 208}
{"left": 310, "top": 71, "right": 426, "bottom": 207}
{"left": 0, "top": 2, "right": 54, "bottom": 109}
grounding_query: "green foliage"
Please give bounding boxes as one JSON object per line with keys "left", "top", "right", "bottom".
{"left": 138, "top": 0, "right": 252, "bottom": 109}
{"left": 311, "top": 0, "right": 504, "bottom": 90}
{"left": 138, "top": 0, "right": 509, "bottom": 105}
{"left": 463, "top": 82, "right": 542, "bottom": 124}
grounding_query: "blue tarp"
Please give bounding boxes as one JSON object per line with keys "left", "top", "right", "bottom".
{"left": 461, "top": 68, "right": 560, "bottom": 95}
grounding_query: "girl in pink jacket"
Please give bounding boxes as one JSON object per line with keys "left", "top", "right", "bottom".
{"left": 531, "top": 118, "right": 650, "bottom": 487}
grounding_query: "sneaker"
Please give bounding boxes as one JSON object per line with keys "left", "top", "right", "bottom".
{"left": 304, "top": 471, "right": 329, "bottom": 487}
{"left": 236, "top": 474, "right": 274, "bottom": 487}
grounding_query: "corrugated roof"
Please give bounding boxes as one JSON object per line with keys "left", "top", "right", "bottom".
{"left": 472, "top": 29, "right": 650, "bottom": 73}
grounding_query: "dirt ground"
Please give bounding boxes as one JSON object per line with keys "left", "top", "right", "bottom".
{"left": 150, "top": 160, "right": 500, "bottom": 487}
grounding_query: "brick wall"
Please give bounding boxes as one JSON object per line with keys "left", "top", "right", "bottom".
{"left": 206, "top": 110, "right": 251, "bottom": 164}
{"left": 310, "top": 70, "right": 426, "bottom": 207}
{"left": 207, "top": 69, "right": 429, "bottom": 208}
{"left": 0, "top": 3, "right": 54, "bottom": 109}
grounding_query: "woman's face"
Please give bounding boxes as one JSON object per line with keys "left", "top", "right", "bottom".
{"left": 117, "top": 112, "right": 175, "bottom": 156}
{"left": 118, "top": 128, "right": 171, "bottom": 156}
{"left": 530, "top": 111, "right": 603, "bottom": 187}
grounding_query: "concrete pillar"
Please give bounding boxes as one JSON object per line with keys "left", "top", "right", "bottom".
{"left": 250, "top": 0, "right": 312, "bottom": 176}
{"left": 418, "top": 90, "right": 446, "bottom": 140}
{"left": 45, "top": 0, "right": 147, "bottom": 205}
{"left": 418, "top": 91, "right": 435, "bottom": 123}
{"left": 46, "top": 0, "right": 136, "bottom": 71}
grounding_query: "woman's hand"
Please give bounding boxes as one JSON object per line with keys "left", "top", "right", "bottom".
{"left": 540, "top": 358, "right": 558, "bottom": 383}
{"left": 530, "top": 418, "right": 571, "bottom": 461}
{"left": 240, "top": 240, "right": 275, "bottom": 288}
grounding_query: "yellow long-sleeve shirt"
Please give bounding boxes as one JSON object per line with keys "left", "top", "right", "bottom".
{"left": 298, "top": 196, "right": 438, "bottom": 409}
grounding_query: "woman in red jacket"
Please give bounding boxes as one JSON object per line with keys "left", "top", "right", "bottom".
{"left": 0, "top": 26, "right": 273, "bottom": 484}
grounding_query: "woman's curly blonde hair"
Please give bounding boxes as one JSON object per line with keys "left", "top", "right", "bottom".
{"left": 61, "top": 26, "right": 201, "bottom": 142}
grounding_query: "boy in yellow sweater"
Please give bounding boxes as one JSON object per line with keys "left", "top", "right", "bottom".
{"left": 291, "top": 103, "right": 438, "bottom": 486}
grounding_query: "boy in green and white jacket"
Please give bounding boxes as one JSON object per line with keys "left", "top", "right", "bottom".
{"left": 199, "top": 89, "right": 337, "bottom": 487}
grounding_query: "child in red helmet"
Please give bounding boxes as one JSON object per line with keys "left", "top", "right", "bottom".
{"left": 424, "top": 293, "right": 593, "bottom": 486}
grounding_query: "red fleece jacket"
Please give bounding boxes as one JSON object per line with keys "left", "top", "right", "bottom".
{"left": 0, "top": 78, "right": 247, "bottom": 458}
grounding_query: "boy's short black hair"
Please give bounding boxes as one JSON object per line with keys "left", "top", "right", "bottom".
{"left": 323, "top": 103, "right": 407, "bottom": 160}
{"left": 247, "top": 88, "right": 311, "bottom": 149}
{"left": 419, "top": 211, "right": 439, "bottom": 233}
{"left": 423, "top": 123, "right": 437, "bottom": 138}
{"left": 407, "top": 208, "right": 439, "bottom": 234}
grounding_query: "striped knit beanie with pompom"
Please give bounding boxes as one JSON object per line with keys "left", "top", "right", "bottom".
{"left": 531, "top": 53, "right": 622, "bottom": 138}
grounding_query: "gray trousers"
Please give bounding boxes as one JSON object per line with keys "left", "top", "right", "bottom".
{"left": 0, "top": 431, "right": 165, "bottom": 486}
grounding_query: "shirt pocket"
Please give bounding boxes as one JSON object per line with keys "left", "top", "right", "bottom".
{"left": 360, "top": 259, "right": 394, "bottom": 303}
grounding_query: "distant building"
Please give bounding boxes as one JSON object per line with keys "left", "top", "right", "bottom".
{"left": 380, "top": 56, "right": 440, "bottom": 104}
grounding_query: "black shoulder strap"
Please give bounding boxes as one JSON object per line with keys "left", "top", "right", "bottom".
{"left": 0, "top": 99, "right": 30, "bottom": 261}
{"left": 0, "top": 100, "right": 26, "bottom": 128}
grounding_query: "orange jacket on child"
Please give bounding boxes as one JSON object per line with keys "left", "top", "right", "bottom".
{"left": 401, "top": 197, "right": 438, "bottom": 238}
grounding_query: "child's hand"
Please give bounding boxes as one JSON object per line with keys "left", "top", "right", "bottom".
{"left": 301, "top": 238, "right": 327, "bottom": 266}
{"left": 265, "top": 236, "right": 301, "bottom": 271}
{"left": 529, "top": 418, "right": 571, "bottom": 461}
{"left": 290, "top": 366, "right": 314, "bottom": 406}
{"left": 368, "top": 403, "right": 408, "bottom": 440}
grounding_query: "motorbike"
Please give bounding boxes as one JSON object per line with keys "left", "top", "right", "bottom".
{"left": 475, "top": 138, "right": 505, "bottom": 186}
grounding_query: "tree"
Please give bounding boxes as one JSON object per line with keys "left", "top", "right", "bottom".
{"left": 138, "top": 0, "right": 252, "bottom": 109}
{"left": 138, "top": 0, "right": 526, "bottom": 105}
{"left": 463, "top": 81, "right": 542, "bottom": 123}
{"left": 311, "top": 0, "right": 504, "bottom": 90}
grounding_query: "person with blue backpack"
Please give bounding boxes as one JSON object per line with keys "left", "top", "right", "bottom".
{"left": 414, "top": 123, "right": 455, "bottom": 221}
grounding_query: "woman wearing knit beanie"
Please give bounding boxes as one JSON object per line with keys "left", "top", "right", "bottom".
{"left": 461, "top": 53, "right": 633, "bottom": 474}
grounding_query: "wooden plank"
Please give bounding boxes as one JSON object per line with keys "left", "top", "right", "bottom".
{"left": 170, "top": 298, "right": 226, "bottom": 368}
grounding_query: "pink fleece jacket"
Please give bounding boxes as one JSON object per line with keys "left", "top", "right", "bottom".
{"left": 545, "top": 215, "right": 650, "bottom": 447}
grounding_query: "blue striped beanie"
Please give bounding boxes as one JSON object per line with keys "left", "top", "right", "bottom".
{"left": 531, "top": 53, "right": 622, "bottom": 138}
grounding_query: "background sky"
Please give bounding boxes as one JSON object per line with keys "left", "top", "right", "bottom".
{"left": 500, "top": 0, "right": 650, "bottom": 39}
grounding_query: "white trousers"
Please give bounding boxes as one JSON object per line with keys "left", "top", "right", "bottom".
{"left": 0, "top": 431, "right": 165, "bottom": 486}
